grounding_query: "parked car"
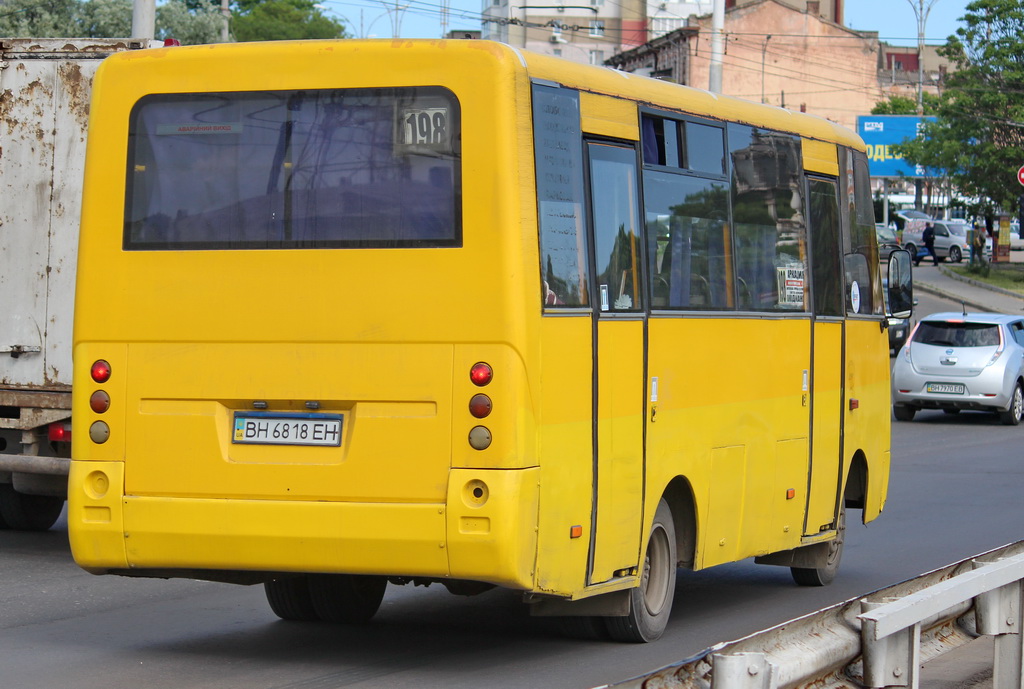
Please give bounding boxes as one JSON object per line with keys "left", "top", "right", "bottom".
{"left": 892, "top": 313, "right": 1024, "bottom": 424}
{"left": 875, "top": 224, "right": 901, "bottom": 262}
{"left": 902, "top": 219, "right": 971, "bottom": 263}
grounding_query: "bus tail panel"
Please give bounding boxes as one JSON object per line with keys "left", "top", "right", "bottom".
{"left": 123, "top": 342, "right": 454, "bottom": 503}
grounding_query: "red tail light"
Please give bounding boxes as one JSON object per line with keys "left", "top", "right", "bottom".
{"left": 48, "top": 422, "right": 72, "bottom": 443}
{"left": 469, "top": 394, "right": 492, "bottom": 418}
{"left": 90, "top": 390, "right": 111, "bottom": 414}
{"left": 91, "top": 360, "right": 111, "bottom": 383}
{"left": 470, "top": 362, "right": 492, "bottom": 386}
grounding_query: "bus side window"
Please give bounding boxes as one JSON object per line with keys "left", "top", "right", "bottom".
{"left": 729, "top": 124, "right": 808, "bottom": 311}
{"left": 533, "top": 85, "right": 589, "bottom": 308}
{"left": 589, "top": 142, "right": 643, "bottom": 312}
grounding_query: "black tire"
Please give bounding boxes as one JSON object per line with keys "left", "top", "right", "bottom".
{"left": 264, "top": 576, "right": 319, "bottom": 621}
{"left": 557, "top": 615, "right": 610, "bottom": 641}
{"left": 606, "top": 500, "right": 676, "bottom": 643}
{"left": 308, "top": 574, "right": 387, "bottom": 624}
{"left": 893, "top": 405, "right": 916, "bottom": 421}
{"left": 905, "top": 243, "right": 917, "bottom": 259}
{"left": 949, "top": 245, "right": 962, "bottom": 262}
{"left": 0, "top": 484, "right": 64, "bottom": 531}
{"left": 791, "top": 507, "right": 845, "bottom": 587}
{"left": 999, "top": 383, "right": 1024, "bottom": 426}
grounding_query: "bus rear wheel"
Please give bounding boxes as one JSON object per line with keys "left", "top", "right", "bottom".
{"left": 264, "top": 576, "right": 319, "bottom": 621}
{"left": 791, "top": 507, "right": 845, "bottom": 587}
{"left": 308, "top": 573, "right": 387, "bottom": 624}
{"left": 606, "top": 500, "right": 677, "bottom": 643}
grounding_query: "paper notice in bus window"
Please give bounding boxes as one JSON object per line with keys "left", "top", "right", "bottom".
{"left": 777, "top": 265, "right": 805, "bottom": 307}
{"left": 398, "top": 107, "right": 450, "bottom": 150}
{"left": 156, "top": 123, "right": 243, "bottom": 135}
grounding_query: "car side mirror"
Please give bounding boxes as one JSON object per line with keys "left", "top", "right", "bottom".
{"left": 887, "top": 249, "right": 913, "bottom": 319}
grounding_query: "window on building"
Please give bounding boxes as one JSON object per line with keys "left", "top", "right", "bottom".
{"left": 589, "top": 20, "right": 605, "bottom": 36}
{"left": 588, "top": 50, "right": 605, "bottom": 65}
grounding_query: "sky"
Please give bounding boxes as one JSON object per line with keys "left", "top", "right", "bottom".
{"left": 320, "top": 0, "right": 974, "bottom": 44}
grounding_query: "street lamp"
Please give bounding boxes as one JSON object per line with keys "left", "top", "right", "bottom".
{"left": 905, "top": 0, "right": 938, "bottom": 115}
{"left": 761, "top": 34, "right": 772, "bottom": 104}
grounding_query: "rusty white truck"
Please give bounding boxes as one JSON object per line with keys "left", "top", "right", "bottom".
{"left": 0, "top": 38, "right": 159, "bottom": 530}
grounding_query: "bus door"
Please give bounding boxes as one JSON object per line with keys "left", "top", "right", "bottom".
{"left": 586, "top": 140, "right": 646, "bottom": 584}
{"left": 805, "top": 176, "right": 845, "bottom": 535}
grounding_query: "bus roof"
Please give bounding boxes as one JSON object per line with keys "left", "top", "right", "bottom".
{"left": 104, "top": 38, "right": 864, "bottom": 151}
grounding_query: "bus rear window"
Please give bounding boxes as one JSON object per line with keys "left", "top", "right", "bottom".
{"left": 124, "top": 87, "right": 461, "bottom": 250}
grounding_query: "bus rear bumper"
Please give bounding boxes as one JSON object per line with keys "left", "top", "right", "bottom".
{"left": 68, "top": 461, "right": 539, "bottom": 590}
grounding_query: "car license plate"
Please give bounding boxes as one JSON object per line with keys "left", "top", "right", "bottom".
{"left": 926, "top": 383, "right": 965, "bottom": 394}
{"left": 232, "top": 412, "right": 342, "bottom": 446}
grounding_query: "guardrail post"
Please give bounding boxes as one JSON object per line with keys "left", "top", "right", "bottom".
{"left": 711, "top": 652, "right": 773, "bottom": 689}
{"left": 860, "top": 598, "right": 921, "bottom": 688}
{"left": 974, "top": 558, "right": 1024, "bottom": 689}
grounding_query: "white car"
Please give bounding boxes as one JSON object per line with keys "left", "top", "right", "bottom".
{"left": 902, "top": 220, "right": 971, "bottom": 263}
{"left": 892, "top": 313, "right": 1024, "bottom": 424}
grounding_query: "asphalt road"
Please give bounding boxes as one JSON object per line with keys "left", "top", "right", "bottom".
{"left": 3, "top": 294, "right": 1021, "bottom": 689}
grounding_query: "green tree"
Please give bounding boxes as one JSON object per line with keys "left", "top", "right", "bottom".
{"left": 871, "top": 93, "right": 941, "bottom": 115}
{"left": 231, "top": 0, "right": 347, "bottom": 41}
{"left": 158, "top": 0, "right": 224, "bottom": 44}
{"left": 893, "top": 0, "right": 1024, "bottom": 215}
{"left": 0, "top": 0, "right": 78, "bottom": 36}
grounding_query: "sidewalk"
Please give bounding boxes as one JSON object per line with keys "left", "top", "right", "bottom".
{"left": 909, "top": 261, "right": 1024, "bottom": 315}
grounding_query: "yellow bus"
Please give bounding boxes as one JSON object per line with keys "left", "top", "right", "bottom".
{"left": 69, "top": 39, "right": 913, "bottom": 642}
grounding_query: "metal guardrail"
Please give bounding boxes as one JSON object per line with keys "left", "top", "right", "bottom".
{"left": 600, "top": 541, "right": 1024, "bottom": 689}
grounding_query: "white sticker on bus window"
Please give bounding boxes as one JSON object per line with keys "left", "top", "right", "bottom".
{"left": 776, "top": 265, "right": 805, "bottom": 307}
{"left": 600, "top": 285, "right": 610, "bottom": 311}
{"left": 156, "top": 123, "right": 243, "bottom": 135}
{"left": 850, "top": 281, "right": 861, "bottom": 314}
{"left": 398, "top": 107, "right": 450, "bottom": 146}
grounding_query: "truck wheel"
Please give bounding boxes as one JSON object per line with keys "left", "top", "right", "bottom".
{"left": 0, "top": 484, "right": 64, "bottom": 531}
{"left": 265, "top": 576, "right": 319, "bottom": 621}
{"left": 307, "top": 574, "right": 387, "bottom": 623}
{"left": 606, "top": 500, "right": 677, "bottom": 643}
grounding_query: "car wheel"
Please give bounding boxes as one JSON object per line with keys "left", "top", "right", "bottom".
{"left": 893, "top": 405, "right": 916, "bottom": 421}
{"left": 605, "top": 500, "right": 676, "bottom": 643}
{"left": 949, "top": 246, "right": 962, "bottom": 262}
{"left": 0, "top": 484, "right": 64, "bottom": 531}
{"left": 905, "top": 243, "right": 917, "bottom": 259}
{"left": 999, "top": 382, "right": 1024, "bottom": 426}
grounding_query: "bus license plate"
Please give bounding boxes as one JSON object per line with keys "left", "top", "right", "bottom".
{"left": 926, "top": 383, "right": 965, "bottom": 394}
{"left": 232, "top": 412, "right": 343, "bottom": 446}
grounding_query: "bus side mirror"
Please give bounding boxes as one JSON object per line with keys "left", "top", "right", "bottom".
{"left": 887, "top": 249, "right": 913, "bottom": 319}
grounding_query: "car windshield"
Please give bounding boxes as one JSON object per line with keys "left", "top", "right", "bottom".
{"left": 876, "top": 225, "right": 897, "bottom": 242}
{"left": 900, "top": 210, "right": 931, "bottom": 219}
{"left": 948, "top": 223, "right": 968, "bottom": 236}
{"left": 914, "top": 321, "right": 1000, "bottom": 347}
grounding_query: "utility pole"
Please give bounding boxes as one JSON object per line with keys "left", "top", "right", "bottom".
{"left": 709, "top": 0, "right": 724, "bottom": 93}
{"left": 906, "top": 0, "right": 938, "bottom": 115}
{"left": 131, "top": 0, "right": 155, "bottom": 40}
{"left": 761, "top": 34, "right": 772, "bottom": 103}
{"left": 906, "top": 0, "right": 937, "bottom": 211}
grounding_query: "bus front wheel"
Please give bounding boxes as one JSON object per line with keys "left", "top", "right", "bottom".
{"left": 606, "top": 500, "right": 677, "bottom": 643}
{"left": 308, "top": 573, "right": 387, "bottom": 624}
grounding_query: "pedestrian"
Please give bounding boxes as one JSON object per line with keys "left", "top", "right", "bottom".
{"left": 917, "top": 222, "right": 938, "bottom": 267}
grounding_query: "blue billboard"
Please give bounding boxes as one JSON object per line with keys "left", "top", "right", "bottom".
{"left": 856, "top": 115, "right": 937, "bottom": 178}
